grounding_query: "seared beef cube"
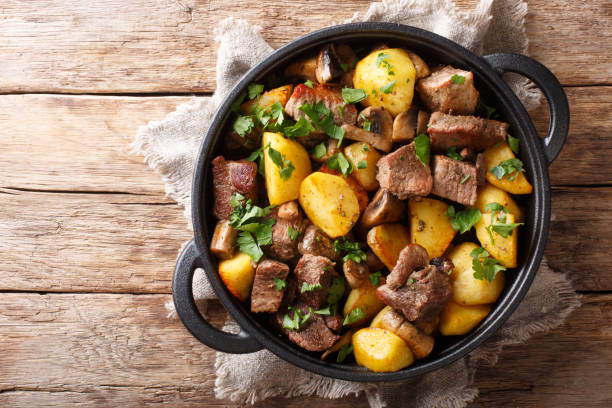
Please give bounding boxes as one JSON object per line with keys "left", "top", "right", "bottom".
{"left": 427, "top": 112, "right": 509, "bottom": 152}
{"left": 273, "top": 302, "right": 340, "bottom": 352}
{"left": 279, "top": 275, "right": 298, "bottom": 311}
{"left": 212, "top": 156, "right": 259, "bottom": 220}
{"left": 376, "top": 244, "right": 452, "bottom": 321}
{"left": 298, "top": 225, "right": 342, "bottom": 261}
{"left": 376, "top": 142, "right": 433, "bottom": 199}
{"left": 264, "top": 201, "right": 308, "bottom": 262}
{"left": 416, "top": 66, "right": 479, "bottom": 114}
{"left": 285, "top": 83, "right": 358, "bottom": 128}
{"left": 250, "top": 260, "right": 290, "bottom": 313}
{"left": 294, "top": 254, "right": 336, "bottom": 309}
{"left": 430, "top": 256, "right": 454, "bottom": 276}
{"left": 210, "top": 220, "right": 238, "bottom": 260}
{"left": 431, "top": 155, "right": 478, "bottom": 206}
{"left": 324, "top": 314, "right": 343, "bottom": 333}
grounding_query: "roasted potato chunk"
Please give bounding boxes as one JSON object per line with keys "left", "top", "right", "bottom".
{"left": 218, "top": 252, "right": 256, "bottom": 302}
{"left": 439, "top": 300, "right": 491, "bottom": 336}
{"left": 366, "top": 223, "right": 411, "bottom": 270}
{"left": 472, "top": 183, "right": 524, "bottom": 222}
{"left": 483, "top": 141, "right": 533, "bottom": 194}
{"left": 475, "top": 212, "right": 519, "bottom": 268}
{"left": 343, "top": 278, "right": 387, "bottom": 327}
{"left": 409, "top": 198, "right": 456, "bottom": 258}
{"left": 343, "top": 142, "right": 382, "bottom": 192}
{"left": 352, "top": 328, "right": 414, "bottom": 372}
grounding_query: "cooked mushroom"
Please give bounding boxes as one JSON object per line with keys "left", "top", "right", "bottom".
{"left": 334, "top": 44, "right": 357, "bottom": 70}
{"left": 277, "top": 200, "right": 300, "bottom": 220}
{"left": 210, "top": 220, "right": 239, "bottom": 260}
{"left": 310, "top": 137, "right": 340, "bottom": 163}
{"left": 316, "top": 44, "right": 345, "bottom": 84}
{"left": 380, "top": 308, "right": 435, "bottom": 359}
{"left": 416, "top": 110, "right": 430, "bottom": 136}
{"left": 345, "top": 106, "right": 393, "bottom": 152}
{"left": 366, "top": 250, "right": 386, "bottom": 272}
{"left": 284, "top": 56, "right": 317, "bottom": 82}
{"left": 404, "top": 50, "right": 431, "bottom": 79}
{"left": 360, "top": 189, "right": 405, "bottom": 230}
{"left": 343, "top": 259, "right": 370, "bottom": 288}
{"left": 392, "top": 107, "right": 419, "bottom": 143}
{"left": 371, "top": 43, "right": 390, "bottom": 52}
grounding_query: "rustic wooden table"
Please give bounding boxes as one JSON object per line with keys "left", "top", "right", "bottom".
{"left": 1, "top": 0, "right": 610, "bottom": 406}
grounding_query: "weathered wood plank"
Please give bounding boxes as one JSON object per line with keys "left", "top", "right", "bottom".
{"left": 1, "top": 87, "right": 609, "bottom": 195}
{"left": 0, "top": 0, "right": 609, "bottom": 93}
{"left": 0, "top": 186, "right": 610, "bottom": 293}
{"left": 0, "top": 294, "right": 609, "bottom": 407}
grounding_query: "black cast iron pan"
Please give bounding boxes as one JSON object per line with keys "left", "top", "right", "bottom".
{"left": 172, "top": 22, "right": 569, "bottom": 382}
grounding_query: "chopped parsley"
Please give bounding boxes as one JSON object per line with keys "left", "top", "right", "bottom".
{"left": 451, "top": 74, "right": 466, "bottom": 84}
{"left": 507, "top": 134, "right": 520, "bottom": 155}
{"left": 342, "top": 87, "right": 367, "bottom": 104}
{"left": 288, "top": 225, "right": 301, "bottom": 241}
{"left": 232, "top": 115, "right": 254, "bottom": 137}
{"left": 483, "top": 202, "right": 523, "bottom": 242}
{"left": 336, "top": 343, "right": 353, "bottom": 363}
{"left": 343, "top": 307, "right": 365, "bottom": 326}
{"left": 359, "top": 113, "right": 372, "bottom": 131}
{"left": 267, "top": 146, "right": 295, "bottom": 180}
{"left": 447, "top": 146, "right": 463, "bottom": 161}
{"left": 229, "top": 193, "right": 276, "bottom": 262}
{"left": 273, "top": 278, "right": 287, "bottom": 291}
{"left": 327, "top": 276, "right": 346, "bottom": 305}
{"left": 340, "top": 62, "right": 349, "bottom": 72}
{"left": 311, "top": 142, "right": 327, "bottom": 159}
{"left": 371, "top": 89, "right": 379, "bottom": 97}
{"left": 489, "top": 158, "right": 525, "bottom": 181}
{"left": 299, "top": 101, "right": 345, "bottom": 147}
{"left": 246, "top": 143, "right": 267, "bottom": 176}
{"left": 301, "top": 282, "right": 323, "bottom": 293}
{"left": 230, "top": 91, "right": 247, "bottom": 114}
{"left": 460, "top": 174, "right": 471, "bottom": 184}
{"left": 369, "top": 271, "right": 383, "bottom": 287}
{"left": 380, "top": 79, "right": 396, "bottom": 94}
{"left": 470, "top": 247, "right": 506, "bottom": 283}
{"left": 361, "top": 144, "right": 370, "bottom": 152}
{"left": 445, "top": 206, "right": 482, "bottom": 234}
{"left": 304, "top": 80, "right": 314, "bottom": 88}
{"left": 314, "top": 305, "right": 331, "bottom": 315}
{"left": 283, "top": 117, "right": 316, "bottom": 139}
{"left": 247, "top": 83, "right": 264, "bottom": 100}
{"left": 334, "top": 237, "right": 367, "bottom": 263}
{"left": 326, "top": 153, "right": 354, "bottom": 177}
{"left": 414, "top": 133, "right": 430, "bottom": 166}
{"left": 282, "top": 308, "right": 312, "bottom": 331}
{"left": 408, "top": 277, "right": 416, "bottom": 285}
{"left": 376, "top": 52, "right": 393, "bottom": 74}
{"left": 357, "top": 160, "right": 367, "bottom": 169}
{"left": 476, "top": 97, "right": 499, "bottom": 119}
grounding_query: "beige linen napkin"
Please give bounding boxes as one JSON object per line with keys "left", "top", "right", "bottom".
{"left": 132, "top": 1, "right": 580, "bottom": 406}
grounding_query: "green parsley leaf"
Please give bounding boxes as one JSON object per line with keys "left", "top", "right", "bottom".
{"left": 334, "top": 237, "right": 367, "bottom": 263}
{"left": 304, "top": 80, "right": 315, "bottom": 88}
{"left": 357, "top": 160, "right": 367, "bottom": 169}
{"left": 283, "top": 117, "right": 316, "bottom": 139}
{"left": 342, "top": 87, "right": 367, "bottom": 104}
{"left": 282, "top": 308, "right": 312, "bottom": 331}
{"left": 406, "top": 77, "right": 411, "bottom": 83}
{"left": 311, "top": 142, "right": 327, "bottom": 159}
{"left": 229, "top": 194, "right": 276, "bottom": 261}
{"left": 327, "top": 277, "right": 346, "bottom": 305}
{"left": 320, "top": 115, "right": 346, "bottom": 147}
{"left": 369, "top": 271, "right": 383, "bottom": 287}
{"left": 491, "top": 221, "right": 524, "bottom": 237}
{"left": 359, "top": 113, "right": 372, "bottom": 131}
{"left": 326, "top": 153, "right": 354, "bottom": 177}
{"left": 288, "top": 225, "right": 301, "bottom": 241}
{"left": 299, "top": 102, "right": 345, "bottom": 146}
{"left": 336, "top": 343, "right": 353, "bottom": 363}
{"left": 343, "top": 307, "right": 365, "bottom": 326}
{"left": 273, "top": 278, "right": 287, "bottom": 291}
{"left": 445, "top": 206, "right": 482, "bottom": 234}
{"left": 484, "top": 202, "right": 507, "bottom": 213}
{"left": 314, "top": 305, "right": 331, "bottom": 315}
{"left": 408, "top": 277, "right": 416, "bottom": 285}
{"left": 340, "top": 62, "right": 349, "bottom": 72}
{"left": 236, "top": 231, "right": 264, "bottom": 262}
{"left": 371, "top": 89, "right": 379, "bottom": 97}
{"left": 380, "top": 79, "right": 396, "bottom": 94}
{"left": 476, "top": 97, "right": 499, "bottom": 119}
{"left": 507, "top": 134, "right": 520, "bottom": 155}
{"left": 248, "top": 83, "right": 264, "bottom": 100}
{"left": 267, "top": 146, "right": 295, "bottom": 180}
{"left": 301, "top": 282, "right": 323, "bottom": 293}
{"left": 230, "top": 91, "right": 247, "bottom": 114}
{"left": 232, "top": 115, "right": 254, "bottom": 137}
{"left": 338, "top": 104, "right": 344, "bottom": 118}
{"left": 460, "top": 174, "right": 471, "bottom": 184}
{"left": 414, "top": 133, "right": 430, "bottom": 166}
{"left": 376, "top": 52, "right": 390, "bottom": 67}
{"left": 451, "top": 74, "right": 466, "bottom": 84}
{"left": 489, "top": 158, "right": 525, "bottom": 181}
{"left": 470, "top": 248, "right": 506, "bottom": 283}
{"left": 447, "top": 146, "right": 463, "bottom": 161}
{"left": 361, "top": 144, "right": 370, "bottom": 152}
{"left": 278, "top": 161, "right": 295, "bottom": 180}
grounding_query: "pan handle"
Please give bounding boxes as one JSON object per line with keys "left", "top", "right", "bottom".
{"left": 483, "top": 53, "right": 569, "bottom": 165}
{"left": 172, "top": 239, "right": 263, "bottom": 354}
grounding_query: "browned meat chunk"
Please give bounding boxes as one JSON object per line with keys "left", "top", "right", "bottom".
{"left": 211, "top": 156, "right": 259, "bottom": 220}
{"left": 263, "top": 201, "right": 309, "bottom": 262}
{"left": 416, "top": 66, "right": 479, "bottom": 114}
{"left": 210, "top": 220, "right": 238, "bottom": 260}
{"left": 427, "top": 112, "right": 509, "bottom": 152}
{"left": 324, "top": 314, "right": 343, "bottom": 333}
{"left": 376, "top": 244, "right": 452, "bottom": 321}
{"left": 298, "top": 225, "right": 341, "bottom": 261}
{"left": 294, "top": 254, "right": 336, "bottom": 309}
{"left": 273, "top": 302, "right": 340, "bottom": 352}
{"left": 431, "top": 155, "right": 479, "bottom": 206}
{"left": 430, "top": 256, "right": 454, "bottom": 276}
{"left": 285, "top": 83, "right": 358, "bottom": 127}
{"left": 376, "top": 142, "right": 433, "bottom": 199}
{"left": 250, "top": 260, "right": 290, "bottom": 313}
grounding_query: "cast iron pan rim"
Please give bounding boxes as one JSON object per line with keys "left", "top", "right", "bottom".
{"left": 191, "top": 22, "right": 550, "bottom": 381}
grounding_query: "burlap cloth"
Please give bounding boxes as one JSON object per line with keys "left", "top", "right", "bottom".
{"left": 131, "top": 1, "right": 581, "bottom": 406}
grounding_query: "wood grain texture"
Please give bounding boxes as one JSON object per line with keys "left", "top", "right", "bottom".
{"left": 0, "top": 294, "right": 609, "bottom": 407}
{"left": 0, "top": 0, "right": 609, "bottom": 94}
{"left": 0, "top": 186, "right": 610, "bottom": 293}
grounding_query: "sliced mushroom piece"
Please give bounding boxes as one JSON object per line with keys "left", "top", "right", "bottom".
{"left": 310, "top": 137, "right": 340, "bottom": 163}
{"left": 335, "top": 44, "right": 357, "bottom": 70}
{"left": 380, "top": 308, "right": 435, "bottom": 359}
{"left": 342, "top": 124, "right": 392, "bottom": 153}
{"left": 366, "top": 250, "right": 386, "bottom": 272}
{"left": 392, "top": 107, "right": 419, "bottom": 143}
{"left": 416, "top": 110, "right": 430, "bottom": 137}
{"left": 404, "top": 50, "right": 431, "bottom": 79}
{"left": 347, "top": 106, "right": 394, "bottom": 152}
{"left": 284, "top": 56, "right": 317, "bottom": 82}
{"left": 343, "top": 259, "right": 370, "bottom": 288}
{"left": 360, "top": 189, "right": 405, "bottom": 230}
{"left": 210, "top": 220, "right": 239, "bottom": 260}
{"left": 316, "top": 44, "right": 345, "bottom": 84}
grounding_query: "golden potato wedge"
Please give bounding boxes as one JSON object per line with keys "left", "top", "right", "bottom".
{"left": 218, "top": 252, "right": 256, "bottom": 302}
{"left": 370, "top": 305, "right": 393, "bottom": 328}
{"left": 475, "top": 212, "right": 519, "bottom": 268}
{"left": 263, "top": 132, "right": 312, "bottom": 206}
{"left": 318, "top": 164, "right": 369, "bottom": 212}
{"left": 353, "top": 48, "right": 417, "bottom": 116}
{"left": 352, "top": 328, "right": 414, "bottom": 372}
{"left": 446, "top": 242, "right": 506, "bottom": 305}
{"left": 240, "top": 84, "right": 294, "bottom": 115}
{"left": 409, "top": 198, "right": 456, "bottom": 258}
{"left": 343, "top": 279, "right": 387, "bottom": 327}
{"left": 472, "top": 183, "right": 524, "bottom": 222}
{"left": 484, "top": 142, "right": 533, "bottom": 194}
{"left": 366, "top": 224, "right": 412, "bottom": 270}
{"left": 439, "top": 300, "right": 491, "bottom": 336}
{"left": 299, "top": 172, "right": 360, "bottom": 238}
{"left": 343, "top": 142, "right": 382, "bottom": 192}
